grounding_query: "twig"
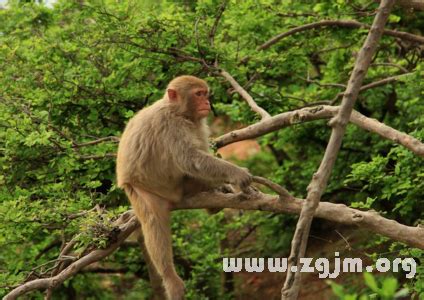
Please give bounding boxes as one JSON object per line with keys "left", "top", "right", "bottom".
{"left": 219, "top": 69, "right": 271, "bottom": 119}
{"left": 335, "top": 230, "right": 352, "bottom": 251}
{"left": 73, "top": 136, "right": 119, "bottom": 148}
{"left": 209, "top": 0, "right": 227, "bottom": 47}
{"left": 396, "top": 0, "right": 424, "bottom": 10}
{"left": 302, "top": 78, "right": 346, "bottom": 89}
{"left": 282, "top": 1, "right": 396, "bottom": 299}
{"left": 78, "top": 153, "right": 117, "bottom": 160}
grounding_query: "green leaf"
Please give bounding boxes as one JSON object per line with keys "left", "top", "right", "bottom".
{"left": 364, "top": 273, "right": 380, "bottom": 293}
{"left": 381, "top": 277, "right": 397, "bottom": 297}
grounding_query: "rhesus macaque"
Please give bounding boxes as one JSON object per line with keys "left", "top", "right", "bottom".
{"left": 116, "top": 75, "right": 252, "bottom": 300}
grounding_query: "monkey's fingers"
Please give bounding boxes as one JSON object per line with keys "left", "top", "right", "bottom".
{"left": 241, "top": 177, "right": 252, "bottom": 189}
{"left": 241, "top": 185, "right": 258, "bottom": 195}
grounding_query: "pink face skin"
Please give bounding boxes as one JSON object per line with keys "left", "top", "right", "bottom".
{"left": 167, "top": 87, "right": 211, "bottom": 119}
{"left": 190, "top": 87, "right": 211, "bottom": 119}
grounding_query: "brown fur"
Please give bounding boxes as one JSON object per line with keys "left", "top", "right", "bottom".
{"left": 116, "top": 75, "right": 251, "bottom": 300}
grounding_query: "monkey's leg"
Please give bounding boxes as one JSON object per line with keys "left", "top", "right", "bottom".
{"left": 126, "top": 186, "right": 185, "bottom": 300}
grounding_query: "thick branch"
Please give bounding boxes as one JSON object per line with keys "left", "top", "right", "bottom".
{"left": 176, "top": 191, "right": 424, "bottom": 249}
{"left": 220, "top": 69, "right": 271, "bottom": 119}
{"left": 215, "top": 105, "right": 424, "bottom": 157}
{"left": 350, "top": 110, "right": 424, "bottom": 156}
{"left": 5, "top": 189, "right": 423, "bottom": 299}
{"left": 282, "top": 1, "right": 396, "bottom": 299}
{"left": 215, "top": 106, "right": 334, "bottom": 147}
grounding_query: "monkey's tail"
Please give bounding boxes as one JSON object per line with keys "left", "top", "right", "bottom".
{"left": 123, "top": 184, "right": 185, "bottom": 300}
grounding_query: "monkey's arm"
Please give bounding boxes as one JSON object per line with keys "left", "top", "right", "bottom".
{"left": 178, "top": 148, "right": 245, "bottom": 181}
{"left": 169, "top": 135, "right": 250, "bottom": 187}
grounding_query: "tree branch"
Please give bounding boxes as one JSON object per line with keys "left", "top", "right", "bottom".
{"left": 215, "top": 105, "right": 424, "bottom": 157}
{"left": 350, "top": 110, "right": 424, "bottom": 156}
{"left": 177, "top": 191, "right": 424, "bottom": 249}
{"left": 219, "top": 69, "right": 271, "bottom": 119}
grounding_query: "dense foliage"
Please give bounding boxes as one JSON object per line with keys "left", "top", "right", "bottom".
{"left": 0, "top": 0, "right": 422, "bottom": 298}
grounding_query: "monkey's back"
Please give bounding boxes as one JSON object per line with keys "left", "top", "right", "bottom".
{"left": 116, "top": 100, "right": 194, "bottom": 202}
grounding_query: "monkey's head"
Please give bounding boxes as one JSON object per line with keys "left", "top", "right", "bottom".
{"left": 166, "top": 75, "right": 211, "bottom": 121}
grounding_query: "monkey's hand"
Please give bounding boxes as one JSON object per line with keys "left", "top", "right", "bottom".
{"left": 231, "top": 167, "right": 252, "bottom": 190}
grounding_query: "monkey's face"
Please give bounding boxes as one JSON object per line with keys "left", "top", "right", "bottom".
{"left": 189, "top": 87, "right": 210, "bottom": 119}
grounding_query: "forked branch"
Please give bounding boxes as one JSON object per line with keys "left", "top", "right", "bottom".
{"left": 215, "top": 105, "right": 424, "bottom": 157}
{"left": 282, "top": 1, "right": 396, "bottom": 299}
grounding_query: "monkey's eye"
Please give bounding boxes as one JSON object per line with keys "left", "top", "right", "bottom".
{"left": 195, "top": 90, "right": 210, "bottom": 97}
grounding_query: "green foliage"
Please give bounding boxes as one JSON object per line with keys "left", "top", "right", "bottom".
{"left": 0, "top": 0, "right": 423, "bottom": 298}
{"left": 345, "top": 131, "right": 424, "bottom": 223}
{"left": 328, "top": 273, "right": 410, "bottom": 300}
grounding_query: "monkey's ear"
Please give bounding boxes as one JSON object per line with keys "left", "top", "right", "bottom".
{"left": 167, "top": 89, "right": 178, "bottom": 101}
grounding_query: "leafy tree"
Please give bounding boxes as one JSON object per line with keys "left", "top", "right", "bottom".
{"left": 0, "top": 0, "right": 422, "bottom": 299}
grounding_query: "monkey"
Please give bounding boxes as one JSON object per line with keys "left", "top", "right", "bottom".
{"left": 116, "top": 75, "right": 252, "bottom": 300}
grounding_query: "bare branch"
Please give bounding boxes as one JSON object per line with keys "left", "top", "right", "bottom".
{"left": 177, "top": 191, "right": 424, "bottom": 249}
{"left": 215, "top": 105, "right": 424, "bottom": 157}
{"left": 282, "top": 1, "right": 396, "bottom": 298}
{"left": 219, "top": 69, "right": 271, "bottom": 119}
{"left": 360, "top": 72, "right": 412, "bottom": 90}
{"left": 350, "top": 110, "right": 424, "bottom": 156}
